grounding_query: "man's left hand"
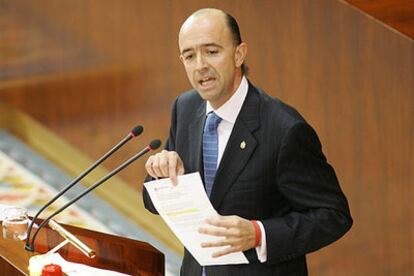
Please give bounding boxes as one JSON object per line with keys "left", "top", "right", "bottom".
{"left": 198, "top": 214, "right": 257, "bottom": 258}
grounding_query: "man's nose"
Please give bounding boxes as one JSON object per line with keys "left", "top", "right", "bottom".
{"left": 195, "top": 54, "right": 208, "bottom": 71}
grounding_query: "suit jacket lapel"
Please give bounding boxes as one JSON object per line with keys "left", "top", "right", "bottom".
{"left": 188, "top": 102, "right": 206, "bottom": 174}
{"left": 210, "top": 85, "right": 261, "bottom": 210}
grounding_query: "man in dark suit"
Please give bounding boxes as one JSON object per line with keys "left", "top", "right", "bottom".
{"left": 143, "top": 8, "right": 352, "bottom": 276}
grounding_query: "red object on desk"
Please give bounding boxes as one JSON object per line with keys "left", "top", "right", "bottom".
{"left": 42, "top": 263, "right": 62, "bottom": 276}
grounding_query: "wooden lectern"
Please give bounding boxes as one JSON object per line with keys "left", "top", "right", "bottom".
{"left": 0, "top": 220, "right": 164, "bottom": 275}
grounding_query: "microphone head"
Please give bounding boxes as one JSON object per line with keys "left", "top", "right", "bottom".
{"left": 131, "top": 125, "right": 144, "bottom": 137}
{"left": 149, "top": 139, "right": 162, "bottom": 150}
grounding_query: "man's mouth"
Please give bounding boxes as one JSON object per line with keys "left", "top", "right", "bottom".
{"left": 198, "top": 77, "right": 216, "bottom": 87}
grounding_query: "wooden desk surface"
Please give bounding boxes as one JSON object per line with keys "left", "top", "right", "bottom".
{"left": 0, "top": 220, "right": 164, "bottom": 276}
{"left": 0, "top": 224, "right": 32, "bottom": 275}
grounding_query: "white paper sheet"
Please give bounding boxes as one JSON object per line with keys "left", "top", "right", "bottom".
{"left": 29, "top": 253, "right": 128, "bottom": 276}
{"left": 144, "top": 172, "right": 248, "bottom": 266}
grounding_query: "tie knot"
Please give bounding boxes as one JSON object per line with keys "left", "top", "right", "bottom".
{"left": 205, "top": 112, "right": 222, "bottom": 133}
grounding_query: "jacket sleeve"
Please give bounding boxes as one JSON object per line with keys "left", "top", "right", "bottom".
{"left": 262, "top": 122, "right": 353, "bottom": 264}
{"left": 142, "top": 96, "right": 179, "bottom": 214}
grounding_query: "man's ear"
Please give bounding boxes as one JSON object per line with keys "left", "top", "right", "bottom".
{"left": 235, "top": 42, "right": 247, "bottom": 68}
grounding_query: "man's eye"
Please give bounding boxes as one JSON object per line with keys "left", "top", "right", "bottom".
{"left": 207, "top": 50, "right": 218, "bottom": 55}
{"left": 184, "top": 54, "right": 194, "bottom": 60}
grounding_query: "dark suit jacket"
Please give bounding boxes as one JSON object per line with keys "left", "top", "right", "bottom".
{"left": 143, "top": 82, "right": 352, "bottom": 276}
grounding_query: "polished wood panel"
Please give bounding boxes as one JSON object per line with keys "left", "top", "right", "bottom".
{"left": 0, "top": 219, "right": 164, "bottom": 275}
{"left": 0, "top": 0, "right": 413, "bottom": 275}
{"left": 345, "top": 0, "right": 414, "bottom": 39}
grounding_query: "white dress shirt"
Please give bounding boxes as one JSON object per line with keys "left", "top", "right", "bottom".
{"left": 205, "top": 76, "right": 267, "bottom": 262}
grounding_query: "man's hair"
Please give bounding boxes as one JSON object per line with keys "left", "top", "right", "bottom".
{"left": 223, "top": 11, "right": 248, "bottom": 75}
{"left": 190, "top": 9, "right": 248, "bottom": 75}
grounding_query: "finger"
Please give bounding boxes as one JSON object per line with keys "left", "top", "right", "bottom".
{"left": 206, "top": 215, "right": 234, "bottom": 228}
{"left": 177, "top": 158, "right": 185, "bottom": 175}
{"left": 212, "top": 246, "right": 240, "bottom": 258}
{"left": 145, "top": 156, "right": 157, "bottom": 178}
{"left": 151, "top": 154, "right": 165, "bottom": 177}
{"left": 201, "top": 239, "right": 231, "bottom": 248}
{"left": 158, "top": 151, "right": 170, "bottom": 177}
{"left": 198, "top": 226, "right": 233, "bottom": 237}
{"left": 202, "top": 225, "right": 247, "bottom": 240}
{"left": 206, "top": 215, "right": 239, "bottom": 228}
{"left": 168, "top": 152, "right": 178, "bottom": 185}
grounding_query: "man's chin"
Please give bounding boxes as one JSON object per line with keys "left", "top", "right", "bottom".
{"left": 196, "top": 88, "right": 217, "bottom": 99}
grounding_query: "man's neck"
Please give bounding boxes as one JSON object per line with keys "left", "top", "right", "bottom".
{"left": 209, "top": 74, "right": 243, "bottom": 109}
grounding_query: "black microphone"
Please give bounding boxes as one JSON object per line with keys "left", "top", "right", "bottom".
{"left": 28, "top": 139, "right": 161, "bottom": 252}
{"left": 25, "top": 125, "right": 144, "bottom": 251}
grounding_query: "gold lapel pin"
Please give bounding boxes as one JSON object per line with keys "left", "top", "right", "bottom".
{"left": 240, "top": 141, "right": 246, "bottom": 149}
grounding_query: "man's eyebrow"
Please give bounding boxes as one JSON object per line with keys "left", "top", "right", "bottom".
{"left": 181, "top": 43, "right": 223, "bottom": 55}
{"left": 202, "top": 43, "right": 223, "bottom": 48}
{"left": 181, "top": 48, "right": 193, "bottom": 55}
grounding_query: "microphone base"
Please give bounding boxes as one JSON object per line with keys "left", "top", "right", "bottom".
{"left": 25, "top": 244, "right": 35, "bottom": 252}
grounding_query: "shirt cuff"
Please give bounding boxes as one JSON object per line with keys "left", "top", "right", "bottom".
{"left": 255, "top": 221, "right": 267, "bottom": 262}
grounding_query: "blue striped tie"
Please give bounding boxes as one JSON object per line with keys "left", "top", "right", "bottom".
{"left": 202, "top": 112, "right": 222, "bottom": 276}
{"left": 203, "top": 112, "right": 222, "bottom": 198}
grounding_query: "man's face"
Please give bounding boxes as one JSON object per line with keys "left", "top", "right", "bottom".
{"left": 179, "top": 12, "right": 245, "bottom": 109}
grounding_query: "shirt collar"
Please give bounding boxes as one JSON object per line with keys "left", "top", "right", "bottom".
{"left": 206, "top": 76, "right": 249, "bottom": 124}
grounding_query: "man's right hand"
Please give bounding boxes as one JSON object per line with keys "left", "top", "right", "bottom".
{"left": 145, "top": 150, "right": 185, "bottom": 185}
